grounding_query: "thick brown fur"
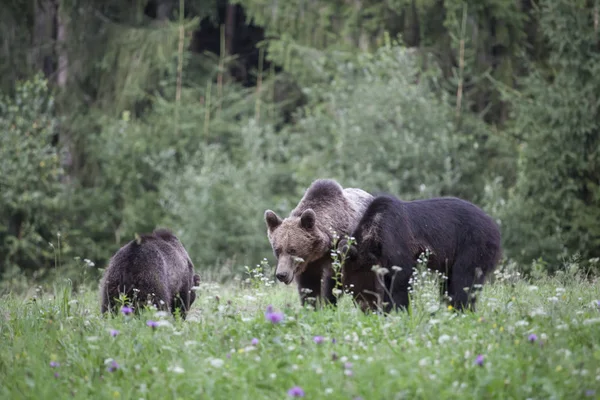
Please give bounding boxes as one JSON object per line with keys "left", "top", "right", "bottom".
{"left": 264, "top": 179, "right": 373, "bottom": 308}
{"left": 338, "top": 194, "right": 502, "bottom": 314}
{"left": 99, "top": 228, "right": 200, "bottom": 319}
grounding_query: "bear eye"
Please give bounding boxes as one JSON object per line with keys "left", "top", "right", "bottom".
{"left": 275, "top": 248, "right": 282, "bottom": 257}
{"left": 288, "top": 248, "right": 296, "bottom": 256}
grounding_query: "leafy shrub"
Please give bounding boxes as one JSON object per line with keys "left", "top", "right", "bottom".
{"left": 0, "top": 74, "right": 65, "bottom": 279}
{"left": 286, "top": 41, "right": 499, "bottom": 203}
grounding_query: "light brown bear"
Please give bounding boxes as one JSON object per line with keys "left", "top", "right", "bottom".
{"left": 264, "top": 179, "right": 373, "bottom": 308}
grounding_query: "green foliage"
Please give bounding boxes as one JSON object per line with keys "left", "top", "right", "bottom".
{"left": 1, "top": 0, "right": 598, "bottom": 281}
{"left": 285, "top": 40, "right": 499, "bottom": 203}
{"left": 0, "top": 75, "right": 65, "bottom": 278}
{"left": 0, "top": 1, "right": 34, "bottom": 91}
{"left": 1, "top": 272, "right": 600, "bottom": 398}
{"left": 159, "top": 120, "right": 285, "bottom": 276}
{"left": 501, "top": 0, "right": 600, "bottom": 270}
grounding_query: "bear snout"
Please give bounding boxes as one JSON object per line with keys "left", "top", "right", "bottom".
{"left": 276, "top": 270, "right": 292, "bottom": 283}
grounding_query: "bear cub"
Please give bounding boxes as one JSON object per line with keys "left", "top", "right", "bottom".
{"left": 100, "top": 228, "right": 200, "bottom": 319}
{"left": 338, "top": 194, "right": 502, "bottom": 313}
{"left": 264, "top": 179, "right": 373, "bottom": 308}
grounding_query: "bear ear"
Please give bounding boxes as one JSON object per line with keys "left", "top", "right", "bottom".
{"left": 337, "top": 238, "right": 357, "bottom": 261}
{"left": 265, "top": 210, "right": 282, "bottom": 231}
{"left": 346, "top": 244, "right": 358, "bottom": 261}
{"left": 337, "top": 238, "right": 348, "bottom": 252}
{"left": 366, "top": 251, "right": 380, "bottom": 265}
{"left": 300, "top": 209, "right": 316, "bottom": 230}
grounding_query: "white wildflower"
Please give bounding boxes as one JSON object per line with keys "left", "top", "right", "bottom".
{"left": 168, "top": 365, "right": 185, "bottom": 374}
{"left": 438, "top": 334, "right": 451, "bottom": 344}
{"left": 209, "top": 358, "right": 224, "bottom": 368}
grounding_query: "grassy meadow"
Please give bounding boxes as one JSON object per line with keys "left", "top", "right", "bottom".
{"left": 1, "top": 262, "right": 600, "bottom": 400}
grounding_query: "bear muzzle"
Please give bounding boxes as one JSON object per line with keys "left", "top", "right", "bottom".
{"left": 275, "top": 270, "right": 293, "bottom": 284}
{"left": 275, "top": 256, "right": 305, "bottom": 284}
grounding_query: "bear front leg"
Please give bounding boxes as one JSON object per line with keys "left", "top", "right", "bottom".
{"left": 384, "top": 260, "right": 414, "bottom": 313}
{"left": 173, "top": 286, "right": 192, "bottom": 320}
{"left": 320, "top": 261, "right": 339, "bottom": 308}
{"left": 296, "top": 262, "right": 325, "bottom": 309}
{"left": 447, "top": 247, "right": 489, "bottom": 312}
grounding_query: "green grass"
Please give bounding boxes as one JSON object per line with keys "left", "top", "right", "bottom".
{"left": 1, "top": 265, "right": 600, "bottom": 400}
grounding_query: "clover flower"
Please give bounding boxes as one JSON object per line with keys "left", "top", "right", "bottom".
{"left": 287, "top": 386, "right": 305, "bottom": 397}
{"left": 107, "top": 360, "right": 119, "bottom": 372}
{"left": 313, "top": 336, "right": 324, "bottom": 344}
{"left": 264, "top": 306, "right": 284, "bottom": 324}
{"left": 528, "top": 334, "right": 538, "bottom": 343}
{"left": 147, "top": 320, "right": 159, "bottom": 329}
{"left": 475, "top": 354, "right": 484, "bottom": 366}
{"left": 121, "top": 306, "right": 133, "bottom": 316}
{"left": 110, "top": 329, "right": 119, "bottom": 337}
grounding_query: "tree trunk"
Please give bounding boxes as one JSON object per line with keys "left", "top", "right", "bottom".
{"left": 55, "top": 0, "right": 73, "bottom": 184}
{"left": 33, "top": 0, "right": 56, "bottom": 78}
{"left": 404, "top": 0, "right": 421, "bottom": 47}
{"left": 56, "top": 0, "right": 68, "bottom": 87}
{"left": 225, "top": 3, "right": 236, "bottom": 55}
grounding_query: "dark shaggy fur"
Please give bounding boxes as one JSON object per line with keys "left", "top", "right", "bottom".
{"left": 338, "top": 195, "right": 502, "bottom": 313}
{"left": 100, "top": 229, "right": 200, "bottom": 319}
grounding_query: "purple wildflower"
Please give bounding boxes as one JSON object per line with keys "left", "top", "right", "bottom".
{"left": 475, "top": 354, "right": 484, "bottom": 366}
{"left": 331, "top": 338, "right": 337, "bottom": 344}
{"left": 50, "top": 361, "right": 59, "bottom": 368}
{"left": 528, "top": 333, "right": 538, "bottom": 343}
{"left": 344, "top": 362, "right": 353, "bottom": 370}
{"left": 107, "top": 360, "right": 119, "bottom": 372}
{"left": 586, "top": 390, "right": 596, "bottom": 397}
{"left": 146, "top": 320, "right": 159, "bottom": 329}
{"left": 265, "top": 306, "right": 284, "bottom": 324}
{"left": 54, "top": 372, "right": 59, "bottom": 378}
{"left": 251, "top": 338, "right": 259, "bottom": 346}
{"left": 287, "top": 386, "right": 305, "bottom": 397}
{"left": 596, "top": 300, "right": 600, "bottom": 308}
{"left": 226, "top": 353, "right": 232, "bottom": 359}
{"left": 313, "top": 336, "right": 324, "bottom": 344}
{"left": 121, "top": 306, "right": 133, "bottom": 316}
{"left": 110, "top": 329, "right": 119, "bottom": 337}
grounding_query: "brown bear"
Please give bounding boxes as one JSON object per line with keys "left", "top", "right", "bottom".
{"left": 100, "top": 228, "right": 200, "bottom": 319}
{"left": 264, "top": 179, "right": 373, "bottom": 308}
{"left": 337, "top": 194, "right": 502, "bottom": 313}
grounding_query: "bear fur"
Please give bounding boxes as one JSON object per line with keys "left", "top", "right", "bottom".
{"left": 100, "top": 228, "right": 200, "bottom": 319}
{"left": 338, "top": 194, "right": 502, "bottom": 313}
{"left": 264, "top": 179, "right": 373, "bottom": 308}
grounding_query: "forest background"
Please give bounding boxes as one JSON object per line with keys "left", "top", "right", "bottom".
{"left": 1, "top": 0, "right": 599, "bottom": 291}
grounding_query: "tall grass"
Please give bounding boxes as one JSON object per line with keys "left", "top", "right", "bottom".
{"left": 1, "top": 261, "right": 599, "bottom": 399}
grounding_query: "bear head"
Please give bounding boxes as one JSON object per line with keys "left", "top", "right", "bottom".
{"left": 336, "top": 237, "right": 384, "bottom": 312}
{"left": 264, "top": 208, "right": 330, "bottom": 285}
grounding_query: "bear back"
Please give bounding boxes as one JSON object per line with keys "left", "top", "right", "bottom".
{"left": 291, "top": 179, "right": 373, "bottom": 240}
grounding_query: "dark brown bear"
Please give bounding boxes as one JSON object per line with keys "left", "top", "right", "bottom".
{"left": 338, "top": 194, "right": 502, "bottom": 313}
{"left": 264, "top": 179, "right": 373, "bottom": 308}
{"left": 100, "top": 228, "right": 200, "bottom": 319}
